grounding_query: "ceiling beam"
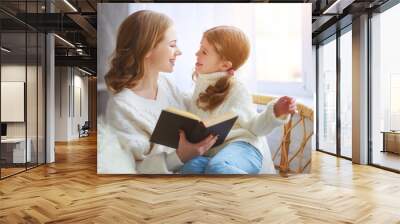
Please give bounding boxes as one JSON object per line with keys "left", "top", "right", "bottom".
{"left": 55, "top": 55, "right": 96, "bottom": 72}
{"left": 322, "top": 0, "right": 356, "bottom": 14}
{"left": 67, "top": 13, "right": 97, "bottom": 39}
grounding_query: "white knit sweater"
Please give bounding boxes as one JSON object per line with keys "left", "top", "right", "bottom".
{"left": 190, "top": 72, "right": 290, "bottom": 173}
{"left": 104, "top": 75, "right": 188, "bottom": 174}
{"left": 101, "top": 72, "right": 288, "bottom": 174}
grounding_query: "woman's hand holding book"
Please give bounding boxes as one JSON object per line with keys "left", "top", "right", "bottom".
{"left": 176, "top": 130, "right": 218, "bottom": 163}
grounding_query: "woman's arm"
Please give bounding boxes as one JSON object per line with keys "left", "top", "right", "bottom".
{"left": 106, "top": 98, "right": 183, "bottom": 174}
{"left": 105, "top": 96, "right": 218, "bottom": 174}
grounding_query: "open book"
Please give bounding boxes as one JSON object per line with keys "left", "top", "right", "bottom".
{"left": 150, "top": 107, "right": 238, "bottom": 149}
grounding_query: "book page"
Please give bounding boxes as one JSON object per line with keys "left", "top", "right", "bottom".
{"left": 202, "top": 112, "right": 237, "bottom": 127}
{"left": 165, "top": 107, "right": 201, "bottom": 121}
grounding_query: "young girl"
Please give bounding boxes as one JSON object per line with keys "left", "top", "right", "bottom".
{"left": 180, "top": 26, "right": 297, "bottom": 174}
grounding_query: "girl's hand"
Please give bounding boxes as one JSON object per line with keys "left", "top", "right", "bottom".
{"left": 176, "top": 130, "right": 218, "bottom": 163}
{"left": 273, "top": 96, "right": 297, "bottom": 118}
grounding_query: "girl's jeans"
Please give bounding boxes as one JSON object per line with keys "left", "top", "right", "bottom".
{"left": 180, "top": 141, "right": 263, "bottom": 174}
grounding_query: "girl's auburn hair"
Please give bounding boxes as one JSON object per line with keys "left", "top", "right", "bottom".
{"left": 104, "top": 10, "right": 172, "bottom": 94}
{"left": 196, "top": 26, "right": 250, "bottom": 111}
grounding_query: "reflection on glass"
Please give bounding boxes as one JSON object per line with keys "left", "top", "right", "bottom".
{"left": 318, "top": 38, "right": 337, "bottom": 154}
{"left": 340, "top": 29, "right": 352, "bottom": 158}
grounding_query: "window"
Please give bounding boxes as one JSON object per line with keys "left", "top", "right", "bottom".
{"left": 317, "top": 36, "right": 337, "bottom": 155}
{"left": 252, "top": 4, "right": 313, "bottom": 99}
{"left": 390, "top": 74, "right": 400, "bottom": 130}
{"left": 339, "top": 28, "right": 352, "bottom": 158}
{"left": 255, "top": 6, "right": 303, "bottom": 83}
{"left": 371, "top": 2, "right": 400, "bottom": 171}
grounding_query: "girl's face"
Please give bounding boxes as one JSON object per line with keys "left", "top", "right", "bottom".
{"left": 195, "top": 37, "right": 230, "bottom": 74}
{"left": 147, "top": 26, "right": 182, "bottom": 73}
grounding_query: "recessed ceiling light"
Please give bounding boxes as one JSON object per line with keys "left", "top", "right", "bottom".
{"left": 77, "top": 67, "right": 93, "bottom": 76}
{"left": 54, "top": 34, "right": 75, "bottom": 48}
{"left": 63, "top": 0, "right": 78, "bottom": 12}
{"left": 1, "top": 47, "right": 11, "bottom": 53}
{"left": 322, "top": 0, "right": 355, "bottom": 15}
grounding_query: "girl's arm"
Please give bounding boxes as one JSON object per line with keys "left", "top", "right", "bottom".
{"left": 243, "top": 98, "right": 290, "bottom": 137}
{"left": 106, "top": 98, "right": 183, "bottom": 174}
{"left": 229, "top": 83, "right": 290, "bottom": 137}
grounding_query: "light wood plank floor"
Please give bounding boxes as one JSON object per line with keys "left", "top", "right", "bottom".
{"left": 0, "top": 167, "right": 26, "bottom": 178}
{"left": 0, "top": 135, "right": 400, "bottom": 224}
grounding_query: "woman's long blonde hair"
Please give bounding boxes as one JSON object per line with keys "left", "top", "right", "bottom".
{"left": 105, "top": 10, "right": 172, "bottom": 93}
{"left": 196, "top": 26, "right": 250, "bottom": 111}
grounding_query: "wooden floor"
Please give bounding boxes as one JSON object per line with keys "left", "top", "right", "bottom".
{"left": 1, "top": 163, "right": 45, "bottom": 178}
{"left": 0, "top": 167, "right": 26, "bottom": 178}
{"left": 1, "top": 135, "right": 400, "bottom": 223}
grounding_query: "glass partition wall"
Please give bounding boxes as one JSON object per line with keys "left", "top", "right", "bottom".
{"left": 0, "top": 1, "right": 46, "bottom": 179}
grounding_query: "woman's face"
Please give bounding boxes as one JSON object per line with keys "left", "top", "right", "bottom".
{"left": 147, "top": 26, "right": 182, "bottom": 73}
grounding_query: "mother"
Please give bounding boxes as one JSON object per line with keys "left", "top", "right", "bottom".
{"left": 104, "top": 10, "right": 218, "bottom": 174}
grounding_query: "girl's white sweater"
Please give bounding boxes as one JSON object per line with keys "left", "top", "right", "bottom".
{"left": 189, "top": 72, "right": 290, "bottom": 173}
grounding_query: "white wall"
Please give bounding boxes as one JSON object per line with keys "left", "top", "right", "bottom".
{"left": 1, "top": 65, "right": 41, "bottom": 137}
{"left": 55, "top": 67, "right": 89, "bottom": 141}
{"left": 55, "top": 66, "right": 68, "bottom": 141}
{"left": 72, "top": 73, "right": 89, "bottom": 138}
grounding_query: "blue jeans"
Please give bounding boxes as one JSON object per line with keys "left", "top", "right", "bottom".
{"left": 180, "top": 141, "right": 263, "bottom": 174}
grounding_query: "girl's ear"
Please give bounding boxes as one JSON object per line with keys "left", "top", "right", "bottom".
{"left": 221, "top": 61, "right": 233, "bottom": 70}
{"left": 145, "top": 50, "right": 153, "bottom": 59}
